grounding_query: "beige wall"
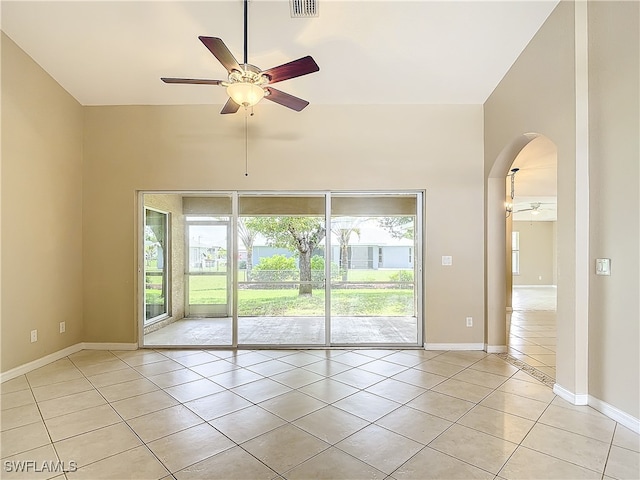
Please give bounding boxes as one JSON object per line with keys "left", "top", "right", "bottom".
{"left": 1, "top": 34, "right": 84, "bottom": 371}
{"left": 587, "top": 0, "right": 639, "bottom": 419}
{"left": 82, "top": 104, "right": 485, "bottom": 346}
{"left": 513, "top": 221, "right": 556, "bottom": 286}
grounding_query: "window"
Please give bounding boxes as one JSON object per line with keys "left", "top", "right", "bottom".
{"left": 512, "top": 231, "right": 520, "bottom": 275}
{"left": 144, "top": 208, "right": 169, "bottom": 323}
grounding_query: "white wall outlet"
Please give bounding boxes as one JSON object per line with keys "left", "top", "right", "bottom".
{"left": 442, "top": 256, "right": 453, "bottom": 266}
{"left": 466, "top": 317, "right": 473, "bottom": 327}
{"left": 60, "top": 322, "right": 66, "bottom": 333}
{"left": 30, "top": 329, "right": 38, "bottom": 342}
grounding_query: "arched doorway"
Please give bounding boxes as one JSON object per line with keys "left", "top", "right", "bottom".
{"left": 485, "top": 134, "right": 557, "bottom": 383}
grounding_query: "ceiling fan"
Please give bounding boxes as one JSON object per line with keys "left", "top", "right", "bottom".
{"left": 161, "top": 0, "right": 319, "bottom": 114}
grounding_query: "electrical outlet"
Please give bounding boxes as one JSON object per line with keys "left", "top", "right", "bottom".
{"left": 60, "top": 322, "right": 66, "bottom": 333}
{"left": 30, "top": 329, "right": 38, "bottom": 342}
{"left": 466, "top": 317, "right": 473, "bottom": 327}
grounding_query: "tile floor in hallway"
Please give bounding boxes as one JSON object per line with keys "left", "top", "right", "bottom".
{"left": 2, "top": 348, "right": 639, "bottom": 480}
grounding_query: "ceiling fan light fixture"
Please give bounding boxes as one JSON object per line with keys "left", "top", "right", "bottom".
{"left": 226, "top": 82, "right": 265, "bottom": 107}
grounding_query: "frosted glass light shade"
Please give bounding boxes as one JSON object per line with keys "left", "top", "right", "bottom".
{"left": 226, "top": 82, "right": 265, "bottom": 107}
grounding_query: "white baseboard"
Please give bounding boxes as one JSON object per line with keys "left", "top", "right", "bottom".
{"left": 589, "top": 395, "right": 640, "bottom": 434}
{"left": 553, "top": 383, "right": 589, "bottom": 405}
{"left": 0, "top": 342, "right": 139, "bottom": 383}
{"left": 486, "top": 345, "right": 508, "bottom": 354}
{"left": 425, "top": 343, "right": 485, "bottom": 351}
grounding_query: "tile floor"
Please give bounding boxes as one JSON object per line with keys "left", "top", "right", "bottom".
{"left": 508, "top": 286, "right": 557, "bottom": 381}
{"left": 2, "top": 348, "right": 639, "bottom": 479}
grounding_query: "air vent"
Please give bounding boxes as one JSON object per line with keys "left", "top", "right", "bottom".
{"left": 290, "top": 0, "right": 318, "bottom": 18}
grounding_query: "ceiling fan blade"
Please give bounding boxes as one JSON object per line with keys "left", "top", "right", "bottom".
{"left": 220, "top": 97, "right": 241, "bottom": 114}
{"left": 264, "top": 87, "right": 309, "bottom": 111}
{"left": 199, "top": 36, "right": 241, "bottom": 73}
{"left": 261, "top": 56, "right": 319, "bottom": 84}
{"left": 161, "top": 77, "right": 223, "bottom": 85}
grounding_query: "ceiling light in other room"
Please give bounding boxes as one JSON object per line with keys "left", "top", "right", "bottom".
{"left": 227, "top": 82, "right": 265, "bottom": 107}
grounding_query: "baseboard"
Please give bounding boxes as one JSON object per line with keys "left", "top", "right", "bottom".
{"left": 0, "top": 342, "right": 138, "bottom": 384}
{"left": 553, "top": 383, "right": 588, "bottom": 405}
{"left": 589, "top": 395, "right": 640, "bottom": 434}
{"left": 485, "top": 344, "right": 508, "bottom": 354}
{"left": 425, "top": 343, "right": 485, "bottom": 351}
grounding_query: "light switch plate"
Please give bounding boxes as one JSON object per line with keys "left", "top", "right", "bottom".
{"left": 596, "top": 258, "right": 611, "bottom": 276}
{"left": 442, "top": 256, "right": 453, "bottom": 266}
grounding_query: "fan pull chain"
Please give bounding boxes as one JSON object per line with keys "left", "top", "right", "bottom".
{"left": 244, "top": 108, "right": 249, "bottom": 176}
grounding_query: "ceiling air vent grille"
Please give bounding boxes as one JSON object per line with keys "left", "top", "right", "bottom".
{"left": 290, "top": 0, "right": 318, "bottom": 18}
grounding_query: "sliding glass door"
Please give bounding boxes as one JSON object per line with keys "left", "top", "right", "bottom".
{"left": 144, "top": 208, "right": 169, "bottom": 324}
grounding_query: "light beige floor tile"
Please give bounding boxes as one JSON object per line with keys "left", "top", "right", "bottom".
{"left": 163, "top": 378, "right": 225, "bottom": 403}
{"left": 187, "top": 359, "right": 238, "bottom": 377}
{"left": 375, "top": 405, "right": 452, "bottom": 445}
{"left": 498, "top": 377, "right": 555, "bottom": 403}
{"left": 406, "top": 391, "right": 475, "bottom": 422}
{"left": 604, "top": 445, "right": 640, "bottom": 480}
{"left": 76, "top": 358, "right": 129, "bottom": 377}
{"left": 278, "top": 352, "right": 323, "bottom": 367}
{"left": 538, "top": 404, "right": 616, "bottom": 442}
{"left": 68, "top": 349, "right": 118, "bottom": 366}
{"left": 157, "top": 349, "right": 204, "bottom": 360}
{"left": 613, "top": 424, "right": 640, "bottom": 453}
{"left": 333, "top": 390, "right": 400, "bottom": 422}
{"left": 31, "top": 378, "right": 95, "bottom": 402}
{"left": 414, "top": 360, "right": 466, "bottom": 377}
{"left": 1, "top": 389, "right": 36, "bottom": 410}
{"left": 365, "top": 378, "right": 426, "bottom": 404}
{"left": 209, "top": 368, "right": 264, "bottom": 388}
{"left": 301, "top": 359, "right": 352, "bottom": 376}
{"left": 429, "top": 424, "right": 518, "bottom": 474}
{"left": 38, "top": 390, "right": 106, "bottom": 420}
{"left": 0, "top": 443, "right": 64, "bottom": 480}
{"left": 246, "top": 359, "right": 297, "bottom": 376}
{"left": 335, "top": 424, "right": 423, "bottom": 475}
{"left": 298, "top": 379, "right": 359, "bottom": 403}
{"left": 391, "top": 368, "right": 447, "bottom": 389}
{"left": 230, "top": 378, "right": 292, "bottom": 403}
{"left": 26, "top": 359, "right": 84, "bottom": 387}
{"left": 1, "top": 376, "right": 30, "bottom": 394}
{"left": 86, "top": 367, "right": 143, "bottom": 388}
{"left": 174, "top": 445, "right": 277, "bottom": 480}
{"left": 242, "top": 424, "right": 329, "bottom": 474}
{"left": 358, "top": 349, "right": 397, "bottom": 359}
{"left": 127, "top": 404, "right": 204, "bottom": 443}
{"left": 134, "top": 359, "right": 184, "bottom": 376}
{"left": 286, "top": 446, "right": 387, "bottom": 479}
{"left": 173, "top": 352, "right": 219, "bottom": 367}
{"left": 499, "top": 446, "right": 601, "bottom": 480}
{"left": 293, "top": 405, "right": 369, "bottom": 444}
{"left": 1, "top": 420, "right": 50, "bottom": 457}
{"left": 392, "top": 446, "right": 494, "bottom": 480}
{"left": 115, "top": 350, "right": 168, "bottom": 366}
{"left": 111, "top": 390, "right": 179, "bottom": 420}
{"left": 54, "top": 422, "right": 142, "bottom": 469}
{"left": 432, "top": 378, "right": 495, "bottom": 403}
{"left": 522, "top": 422, "right": 610, "bottom": 472}
{"left": 480, "top": 390, "right": 548, "bottom": 421}
{"left": 147, "top": 423, "right": 234, "bottom": 473}
{"left": 44, "top": 404, "right": 122, "bottom": 442}
{"left": 0, "top": 403, "right": 42, "bottom": 431}
{"left": 510, "top": 370, "right": 543, "bottom": 384}
{"left": 383, "top": 351, "right": 428, "bottom": 367}
{"left": 436, "top": 351, "right": 487, "bottom": 367}
{"left": 332, "top": 369, "right": 386, "bottom": 389}
{"left": 66, "top": 445, "right": 169, "bottom": 480}
{"left": 332, "top": 351, "right": 373, "bottom": 367}
{"left": 259, "top": 390, "right": 326, "bottom": 421}
{"left": 146, "top": 368, "right": 203, "bottom": 388}
{"left": 452, "top": 368, "right": 510, "bottom": 389}
{"left": 209, "top": 405, "right": 286, "bottom": 443}
{"left": 184, "top": 390, "right": 252, "bottom": 421}
{"left": 226, "top": 351, "right": 272, "bottom": 368}
{"left": 269, "top": 368, "right": 324, "bottom": 388}
{"left": 96, "top": 377, "right": 159, "bottom": 403}
{"left": 358, "top": 359, "right": 408, "bottom": 377}
{"left": 457, "top": 405, "right": 534, "bottom": 443}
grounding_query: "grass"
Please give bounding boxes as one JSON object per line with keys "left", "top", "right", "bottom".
{"left": 146, "top": 269, "right": 415, "bottom": 316}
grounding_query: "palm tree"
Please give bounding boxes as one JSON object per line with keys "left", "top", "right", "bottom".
{"left": 238, "top": 218, "right": 257, "bottom": 281}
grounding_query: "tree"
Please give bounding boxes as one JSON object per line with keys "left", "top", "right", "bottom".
{"left": 245, "top": 216, "right": 325, "bottom": 295}
{"left": 238, "top": 218, "right": 257, "bottom": 280}
{"left": 331, "top": 217, "right": 365, "bottom": 281}
{"left": 378, "top": 216, "right": 414, "bottom": 240}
